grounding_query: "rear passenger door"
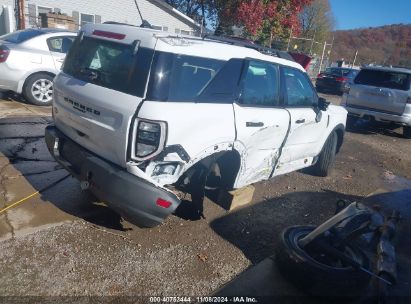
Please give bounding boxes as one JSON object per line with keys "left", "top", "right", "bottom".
{"left": 233, "top": 60, "right": 291, "bottom": 188}
{"left": 275, "top": 67, "right": 327, "bottom": 175}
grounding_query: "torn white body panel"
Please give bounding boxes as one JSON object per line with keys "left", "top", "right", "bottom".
{"left": 232, "top": 103, "right": 290, "bottom": 188}
{"left": 136, "top": 100, "right": 235, "bottom": 186}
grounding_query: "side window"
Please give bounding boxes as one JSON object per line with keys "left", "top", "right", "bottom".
{"left": 48, "top": 36, "right": 75, "bottom": 54}
{"left": 240, "top": 61, "right": 280, "bottom": 106}
{"left": 197, "top": 58, "right": 243, "bottom": 103}
{"left": 283, "top": 67, "right": 315, "bottom": 107}
{"left": 146, "top": 52, "right": 225, "bottom": 102}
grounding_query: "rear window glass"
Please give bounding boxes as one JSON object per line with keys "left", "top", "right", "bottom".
{"left": 146, "top": 52, "right": 225, "bottom": 102}
{"left": 0, "top": 29, "right": 44, "bottom": 43}
{"left": 354, "top": 69, "right": 411, "bottom": 91}
{"left": 63, "top": 37, "right": 153, "bottom": 97}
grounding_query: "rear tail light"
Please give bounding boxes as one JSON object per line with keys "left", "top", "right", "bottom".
{"left": 156, "top": 198, "right": 172, "bottom": 209}
{"left": 317, "top": 73, "right": 323, "bottom": 79}
{"left": 131, "top": 119, "right": 167, "bottom": 161}
{"left": 336, "top": 77, "right": 348, "bottom": 82}
{"left": 0, "top": 46, "right": 10, "bottom": 63}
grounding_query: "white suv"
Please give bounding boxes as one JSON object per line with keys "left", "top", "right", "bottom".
{"left": 45, "top": 23, "right": 347, "bottom": 227}
{"left": 341, "top": 66, "right": 411, "bottom": 138}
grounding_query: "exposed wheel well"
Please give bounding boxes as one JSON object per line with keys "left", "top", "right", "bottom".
{"left": 182, "top": 150, "right": 241, "bottom": 191}
{"left": 214, "top": 150, "right": 241, "bottom": 190}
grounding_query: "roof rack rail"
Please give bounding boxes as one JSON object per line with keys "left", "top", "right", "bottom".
{"left": 202, "top": 35, "right": 295, "bottom": 62}
{"left": 390, "top": 65, "right": 411, "bottom": 70}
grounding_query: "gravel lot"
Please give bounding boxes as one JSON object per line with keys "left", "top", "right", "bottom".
{"left": 0, "top": 93, "right": 410, "bottom": 301}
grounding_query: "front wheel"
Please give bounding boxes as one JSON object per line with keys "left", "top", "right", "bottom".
{"left": 312, "top": 131, "right": 337, "bottom": 177}
{"left": 23, "top": 73, "right": 54, "bottom": 106}
{"left": 275, "top": 226, "right": 371, "bottom": 298}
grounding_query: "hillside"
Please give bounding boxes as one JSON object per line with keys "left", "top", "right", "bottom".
{"left": 330, "top": 24, "right": 411, "bottom": 67}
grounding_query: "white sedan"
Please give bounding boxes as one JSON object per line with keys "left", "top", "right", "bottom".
{"left": 0, "top": 28, "right": 77, "bottom": 105}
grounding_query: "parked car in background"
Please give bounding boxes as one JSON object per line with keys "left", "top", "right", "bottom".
{"left": 341, "top": 66, "right": 411, "bottom": 138}
{"left": 316, "top": 67, "right": 359, "bottom": 95}
{"left": 45, "top": 23, "right": 347, "bottom": 227}
{"left": 0, "top": 28, "right": 76, "bottom": 105}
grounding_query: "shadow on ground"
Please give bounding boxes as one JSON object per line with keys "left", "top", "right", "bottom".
{"left": 0, "top": 115, "right": 131, "bottom": 232}
{"left": 210, "top": 190, "right": 361, "bottom": 264}
{"left": 347, "top": 119, "right": 405, "bottom": 138}
{"left": 0, "top": 91, "right": 33, "bottom": 106}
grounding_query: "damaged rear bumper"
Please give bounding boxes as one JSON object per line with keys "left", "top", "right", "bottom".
{"left": 45, "top": 125, "right": 181, "bottom": 227}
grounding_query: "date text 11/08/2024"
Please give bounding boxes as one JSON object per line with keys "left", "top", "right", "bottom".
{"left": 149, "top": 297, "right": 258, "bottom": 303}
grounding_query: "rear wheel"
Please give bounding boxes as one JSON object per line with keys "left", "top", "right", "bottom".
{"left": 23, "top": 73, "right": 54, "bottom": 106}
{"left": 403, "top": 126, "right": 411, "bottom": 139}
{"left": 312, "top": 132, "right": 337, "bottom": 177}
{"left": 275, "top": 226, "right": 371, "bottom": 298}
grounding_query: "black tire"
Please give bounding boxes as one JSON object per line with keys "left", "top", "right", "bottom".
{"left": 23, "top": 73, "right": 54, "bottom": 106}
{"left": 346, "top": 115, "right": 357, "bottom": 129}
{"left": 275, "top": 226, "right": 371, "bottom": 298}
{"left": 403, "top": 126, "right": 411, "bottom": 139}
{"left": 312, "top": 132, "right": 337, "bottom": 177}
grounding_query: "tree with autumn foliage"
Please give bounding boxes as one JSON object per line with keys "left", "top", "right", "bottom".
{"left": 218, "top": 0, "right": 313, "bottom": 46}
{"left": 166, "top": 1, "right": 314, "bottom": 46}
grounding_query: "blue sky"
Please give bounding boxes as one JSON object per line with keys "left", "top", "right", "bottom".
{"left": 330, "top": 0, "right": 411, "bottom": 30}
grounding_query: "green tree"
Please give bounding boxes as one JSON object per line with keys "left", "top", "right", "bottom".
{"left": 299, "top": 0, "right": 334, "bottom": 55}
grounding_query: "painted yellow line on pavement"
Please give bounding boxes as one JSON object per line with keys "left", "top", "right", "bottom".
{"left": 0, "top": 191, "right": 39, "bottom": 215}
{"left": 0, "top": 174, "right": 70, "bottom": 215}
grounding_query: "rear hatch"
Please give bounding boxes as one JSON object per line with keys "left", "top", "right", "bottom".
{"left": 347, "top": 68, "right": 411, "bottom": 115}
{"left": 53, "top": 24, "right": 157, "bottom": 167}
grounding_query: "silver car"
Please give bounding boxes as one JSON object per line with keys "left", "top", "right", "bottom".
{"left": 0, "top": 28, "right": 76, "bottom": 106}
{"left": 341, "top": 66, "right": 411, "bottom": 138}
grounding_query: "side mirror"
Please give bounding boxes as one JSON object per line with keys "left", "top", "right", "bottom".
{"left": 318, "top": 97, "right": 330, "bottom": 111}
{"left": 314, "top": 97, "right": 330, "bottom": 122}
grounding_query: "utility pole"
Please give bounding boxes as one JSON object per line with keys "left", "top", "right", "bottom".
{"left": 328, "top": 35, "right": 334, "bottom": 61}
{"left": 19, "top": 0, "right": 25, "bottom": 29}
{"left": 309, "top": 30, "right": 316, "bottom": 55}
{"left": 318, "top": 40, "right": 327, "bottom": 74}
{"left": 351, "top": 50, "right": 358, "bottom": 68}
{"left": 14, "top": 0, "right": 25, "bottom": 30}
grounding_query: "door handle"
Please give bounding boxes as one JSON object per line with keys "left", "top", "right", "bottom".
{"left": 56, "top": 58, "right": 65, "bottom": 63}
{"left": 296, "top": 119, "right": 306, "bottom": 124}
{"left": 246, "top": 121, "right": 264, "bottom": 127}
